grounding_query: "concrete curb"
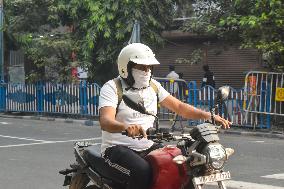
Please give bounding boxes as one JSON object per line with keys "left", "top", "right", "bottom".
{"left": 0, "top": 113, "right": 99, "bottom": 126}
{"left": 166, "top": 125, "right": 284, "bottom": 140}
{"left": 1, "top": 113, "right": 283, "bottom": 139}
{"left": 220, "top": 130, "right": 284, "bottom": 140}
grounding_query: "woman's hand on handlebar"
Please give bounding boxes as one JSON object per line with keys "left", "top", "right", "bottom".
{"left": 125, "top": 124, "right": 147, "bottom": 139}
{"left": 213, "top": 115, "right": 232, "bottom": 129}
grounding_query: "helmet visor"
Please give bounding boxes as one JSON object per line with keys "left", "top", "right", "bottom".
{"left": 130, "top": 57, "right": 160, "bottom": 65}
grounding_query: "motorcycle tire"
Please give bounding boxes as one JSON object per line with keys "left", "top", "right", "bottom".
{"left": 83, "top": 185, "right": 98, "bottom": 189}
{"left": 83, "top": 185, "right": 112, "bottom": 189}
{"left": 69, "top": 173, "right": 90, "bottom": 189}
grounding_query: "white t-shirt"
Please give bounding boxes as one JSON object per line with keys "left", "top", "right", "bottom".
{"left": 166, "top": 71, "right": 179, "bottom": 94}
{"left": 99, "top": 77, "right": 170, "bottom": 153}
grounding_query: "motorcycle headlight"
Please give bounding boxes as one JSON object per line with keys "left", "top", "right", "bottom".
{"left": 206, "top": 144, "right": 226, "bottom": 170}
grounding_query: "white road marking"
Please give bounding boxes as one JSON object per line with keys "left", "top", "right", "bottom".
{"left": 208, "top": 180, "right": 284, "bottom": 189}
{"left": 249, "top": 140, "right": 265, "bottom": 143}
{"left": 0, "top": 134, "right": 46, "bottom": 142}
{"left": 262, "top": 173, "right": 284, "bottom": 180}
{"left": 0, "top": 122, "right": 9, "bottom": 125}
{"left": 0, "top": 137, "right": 101, "bottom": 148}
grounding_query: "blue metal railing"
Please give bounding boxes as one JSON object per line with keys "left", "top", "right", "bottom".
{"left": 0, "top": 83, "right": 6, "bottom": 111}
{"left": 187, "top": 81, "right": 271, "bottom": 129}
{"left": 0, "top": 79, "right": 274, "bottom": 129}
{"left": 1, "top": 82, "right": 100, "bottom": 116}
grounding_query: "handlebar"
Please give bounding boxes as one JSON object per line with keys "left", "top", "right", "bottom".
{"left": 121, "top": 130, "right": 128, "bottom": 136}
{"left": 122, "top": 129, "right": 192, "bottom": 141}
{"left": 215, "top": 125, "right": 222, "bottom": 132}
{"left": 122, "top": 124, "right": 220, "bottom": 141}
{"left": 122, "top": 130, "right": 147, "bottom": 140}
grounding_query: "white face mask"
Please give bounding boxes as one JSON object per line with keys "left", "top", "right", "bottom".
{"left": 132, "top": 68, "right": 151, "bottom": 89}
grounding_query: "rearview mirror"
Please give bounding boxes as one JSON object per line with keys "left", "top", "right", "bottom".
{"left": 217, "top": 86, "right": 230, "bottom": 102}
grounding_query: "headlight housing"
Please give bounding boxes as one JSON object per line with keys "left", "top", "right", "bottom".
{"left": 204, "top": 143, "right": 226, "bottom": 170}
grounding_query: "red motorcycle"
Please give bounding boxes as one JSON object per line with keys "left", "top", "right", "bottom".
{"left": 60, "top": 86, "right": 234, "bottom": 189}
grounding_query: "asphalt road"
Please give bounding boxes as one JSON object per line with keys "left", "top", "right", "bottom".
{"left": 0, "top": 117, "right": 284, "bottom": 189}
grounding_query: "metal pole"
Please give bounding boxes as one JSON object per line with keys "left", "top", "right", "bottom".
{"left": 128, "top": 20, "right": 141, "bottom": 44}
{"left": 0, "top": 0, "right": 3, "bottom": 82}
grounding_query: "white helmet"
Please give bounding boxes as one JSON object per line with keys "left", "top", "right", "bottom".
{"left": 117, "top": 43, "right": 160, "bottom": 78}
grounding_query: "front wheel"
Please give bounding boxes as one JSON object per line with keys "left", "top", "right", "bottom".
{"left": 83, "top": 185, "right": 98, "bottom": 189}
{"left": 69, "top": 173, "right": 90, "bottom": 189}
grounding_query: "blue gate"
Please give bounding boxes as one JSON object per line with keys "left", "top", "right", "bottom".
{"left": 0, "top": 79, "right": 274, "bottom": 129}
{"left": 187, "top": 81, "right": 272, "bottom": 129}
{"left": 0, "top": 81, "right": 100, "bottom": 116}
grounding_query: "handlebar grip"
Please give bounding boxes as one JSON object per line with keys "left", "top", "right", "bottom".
{"left": 122, "top": 130, "right": 128, "bottom": 136}
{"left": 215, "top": 126, "right": 222, "bottom": 132}
{"left": 122, "top": 130, "right": 144, "bottom": 139}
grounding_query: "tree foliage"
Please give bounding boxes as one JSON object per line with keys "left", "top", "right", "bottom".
{"left": 4, "top": 0, "right": 74, "bottom": 83}
{"left": 5, "top": 0, "right": 284, "bottom": 83}
{"left": 181, "top": 0, "right": 284, "bottom": 71}
{"left": 56, "top": 0, "right": 176, "bottom": 84}
{"left": 224, "top": 0, "right": 284, "bottom": 71}
{"left": 5, "top": 0, "right": 178, "bottom": 84}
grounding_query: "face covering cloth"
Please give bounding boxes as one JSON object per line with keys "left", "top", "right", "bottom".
{"left": 132, "top": 68, "right": 151, "bottom": 89}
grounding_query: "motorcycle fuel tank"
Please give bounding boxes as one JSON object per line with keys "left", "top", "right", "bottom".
{"left": 146, "top": 145, "right": 189, "bottom": 189}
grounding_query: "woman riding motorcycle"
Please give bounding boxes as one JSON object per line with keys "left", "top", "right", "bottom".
{"left": 99, "top": 43, "right": 231, "bottom": 189}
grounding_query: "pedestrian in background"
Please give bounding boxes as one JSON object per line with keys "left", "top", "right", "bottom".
{"left": 177, "top": 72, "right": 187, "bottom": 101}
{"left": 166, "top": 65, "right": 179, "bottom": 96}
{"left": 201, "top": 65, "right": 215, "bottom": 110}
{"left": 201, "top": 64, "right": 215, "bottom": 88}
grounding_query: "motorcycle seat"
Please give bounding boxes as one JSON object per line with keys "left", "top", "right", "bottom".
{"left": 83, "top": 145, "right": 106, "bottom": 173}
{"left": 82, "top": 145, "right": 125, "bottom": 186}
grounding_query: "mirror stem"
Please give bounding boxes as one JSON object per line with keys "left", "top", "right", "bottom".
{"left": 155, "top": 117, "right": 159, "bottom": 131}
{"left": 210, "top": 104, "right": 218, "bottom": 125}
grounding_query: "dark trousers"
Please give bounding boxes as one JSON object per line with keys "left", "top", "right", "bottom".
{"left": 103, "top": 143, "right": 162, "bottom": 189}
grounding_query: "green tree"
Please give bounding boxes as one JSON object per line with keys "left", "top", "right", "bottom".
{"left": 57, "top": 0, "right": 177, "bottom": 85}
{"left": 5, "top": 0, "right": 180, "bottom": 84}
{"left": 222, "top": 0, "right": 284, "bottom": 71}
{"left": 4, "top": 0, "right": 75, "bottom": 83}
{"left": 181, "top": 0, "right": 284, "bottom": 71}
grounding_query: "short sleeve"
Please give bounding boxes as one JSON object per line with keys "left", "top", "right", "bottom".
{"left": 98, "top": 80, "right": 118, "bottom": 110}
{"left": 151, "top": 79, "right": 170, "bottom": 103}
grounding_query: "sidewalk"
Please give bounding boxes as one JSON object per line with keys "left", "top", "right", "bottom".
{"left": 0, "top": 112, "right": 99, "bottom": 126}
{"left": 1, "top": 112, "right": 283, "bottom": 140}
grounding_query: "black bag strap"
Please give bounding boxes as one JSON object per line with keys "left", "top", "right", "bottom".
{"left": 113, "top": 78, "right": 159, "bottom": 115}
{"left": 113, "top": 78, "right": 123, "bottom": 114}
